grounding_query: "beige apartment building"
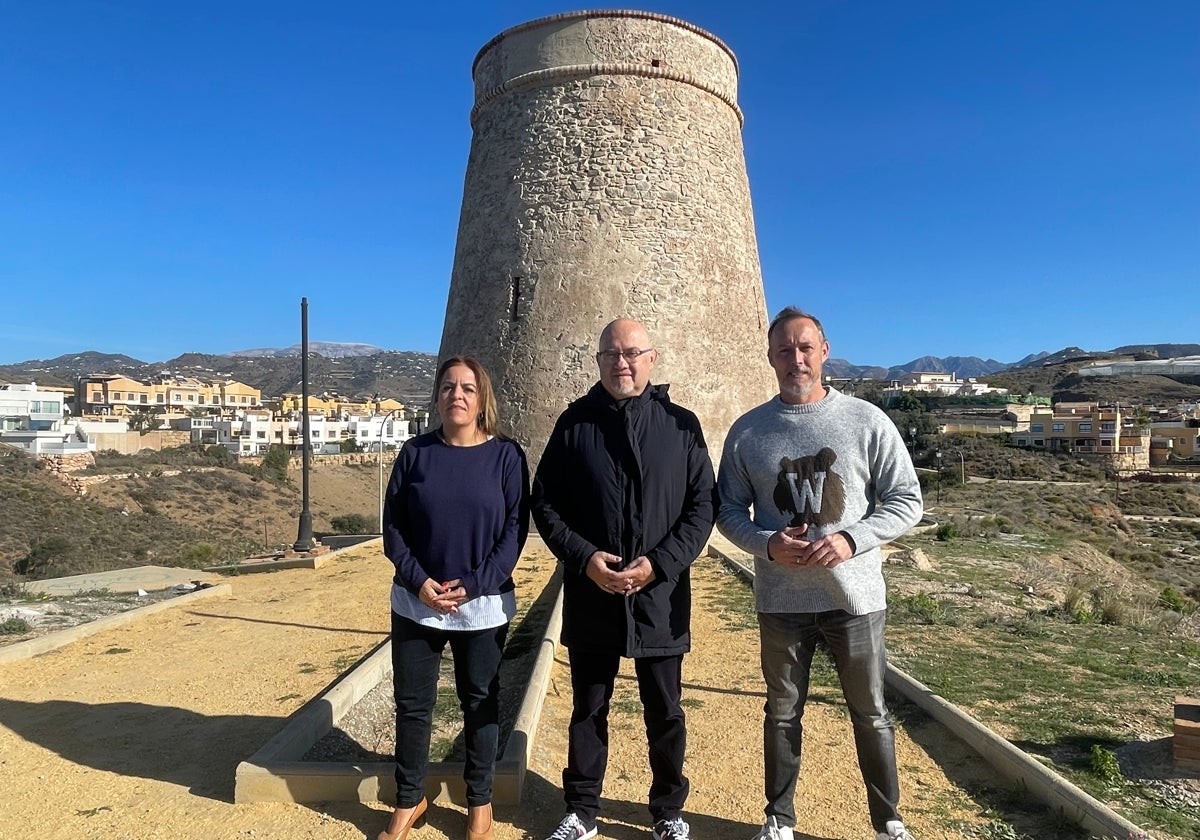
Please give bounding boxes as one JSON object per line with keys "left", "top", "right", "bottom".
{"left": 77, "top": 374, "right": 261, "bottom": 416}
{"left": 276, "top": 393, "right": 405, "bottom": 418}
{"left": 1149, "top": 406, "right": 1200, "bottom": 461}
{"left": 1011, "top": 402, "right": 1129, "bottom": 453}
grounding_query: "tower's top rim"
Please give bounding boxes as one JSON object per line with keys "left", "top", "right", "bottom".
{"left": 472, "top": 9, "right": 739, "bottom": 78}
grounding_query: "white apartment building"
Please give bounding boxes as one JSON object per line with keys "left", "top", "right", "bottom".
{"left": 348, "top": 413, "right": 414, "bottom": 453}
{"left": 885, "top": 372, "right": 1009, "bottom": 399}
{"left": 0, "top": 382, "right": 91, "bottom": 455}
{"left": 190, "top": 411, "right": 413, "bottom": 456}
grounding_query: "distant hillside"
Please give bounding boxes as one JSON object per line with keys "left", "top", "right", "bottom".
{"left": 226, "top": 342, "right": 387, "bottom": 359}
{"left": 1109, "top": 343, "right": 1200, "bottom": 359}
{"left": 1004, "top": 344, "right": 1200, "bottom": 371}
{"left": 983, "top": 352, "right": 1200, "bottom": 404}
{"left": 149, "top": 351, "right": 438, "bottom": 404}
{"left": 0, "top": 351, "right": 148, "bottom": 387}
{"left": 886, "top": 355, "right": 1007, "bottom": 380}
{"left": 823, "top": 359, "right": 888, "bottom": 380}
{"left": 5, "top": 341, "right": 1198, "bottom": 404}
{"left": 824, "top": 354, "right": 1008, "bottom": 381}
{"left": 0, "top": 447, "right": 380, "bottom": 580}
{"left": 0, "top": 349, "right": 438, "bottom": 404}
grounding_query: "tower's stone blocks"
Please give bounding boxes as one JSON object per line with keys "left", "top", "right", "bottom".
{"left": 439, "top": 10, "right": 775, "bottom": 463}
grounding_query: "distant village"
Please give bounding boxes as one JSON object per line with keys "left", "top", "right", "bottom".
{"left": 1, "top": 365, "right": 1198, "bottom": 471}
{"left": 0, "top": 373, "right": 428, "bottom": 459}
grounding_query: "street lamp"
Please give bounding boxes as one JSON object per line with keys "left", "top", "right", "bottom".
{"left": 956, "top": 449, "right": 966, "bottom": 485}
{"left": 909, "top": 426, "right": 917, "bottom": 462}
{"left": 376, "top": 408, "right": 402, "bottom": 533}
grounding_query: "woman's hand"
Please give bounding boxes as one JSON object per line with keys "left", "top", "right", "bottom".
{"left": 419, "top": 578, "right": 467, "bottom": 614}
{"left": 438, "top": 579, "right": 469, "bottom": 609}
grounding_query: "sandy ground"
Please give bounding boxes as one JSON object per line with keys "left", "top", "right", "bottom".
{"left": 0, "top": 542, "right": 987, "bottom": 840}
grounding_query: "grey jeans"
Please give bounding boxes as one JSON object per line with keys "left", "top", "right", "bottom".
{"left": 758, "top": 609, "right": 901, "bottom": 833}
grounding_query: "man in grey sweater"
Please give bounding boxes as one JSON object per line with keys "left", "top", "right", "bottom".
{"left": 716, "top": 307, "right": 923, "bottom": 840}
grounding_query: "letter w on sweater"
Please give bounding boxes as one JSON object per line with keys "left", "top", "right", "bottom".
{"left": 773, "top": 447, "right": 846, "bottom": 527}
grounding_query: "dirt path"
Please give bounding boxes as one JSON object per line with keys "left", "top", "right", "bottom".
{"left": 0, "top": 543, "right": 984, "bottom": 840}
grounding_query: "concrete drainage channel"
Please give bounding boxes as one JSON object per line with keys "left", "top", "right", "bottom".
{"left": 233, "top": 537, "right": 1147, "bottom": 838}
{"left": 234, "top": 585, "right": 564, "bottom": 806}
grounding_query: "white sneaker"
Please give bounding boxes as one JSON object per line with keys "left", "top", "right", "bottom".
{"left": 877, "top": 820, "right": 913, "bottom": 840}
{"left": 751, "top": 816, "right": 793, "bottom": 840}
{"left": 546, "top": 813, "right": 598, "bottom": 840}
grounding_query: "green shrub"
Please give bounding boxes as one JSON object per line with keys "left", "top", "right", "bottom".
{"left": 330, "top": 513, "right": 373, "bottom": 534}
{"left": 204, "top": 444, "right": 232, "bottom": 465}
{"left": 892, "top": 592, "right": 954, "bottom": 625}
{"left": 935, "top": 522, "right": 958, "bottom": 541}
{"left": 13, "top": 535, "right": 75, "bottom": 577}
{"left": 1089, "top": 744, "right": 1123, "bottom": 785}
{"left": 0, "top": 617, "right": 31, "bottom": 635}
{"left": 260, "top": 445, "right": 291, "bottom": 483}
{"left": 180, "top": 541, "right": 219, "bottom": 567}
{"left": 1158, "top": 586, "right": 1196, "bottom": 615}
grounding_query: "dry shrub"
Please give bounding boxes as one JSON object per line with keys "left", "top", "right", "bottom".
{"left": 1063, "top": 583, "right": 1092, "bottom": 623}
{"left": 1014, "top": 556, "right": 1059, "bottom": 596}
{"left": 1090, "top": 585, "right": 1155, "bottom": 628}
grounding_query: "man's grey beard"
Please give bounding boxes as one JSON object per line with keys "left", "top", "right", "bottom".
{"left": 781, "top": 370, "right": 817, "bottom": 398}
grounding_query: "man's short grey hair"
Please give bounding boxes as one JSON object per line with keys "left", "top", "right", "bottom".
{"left": 767, "top": 306, "right": 826, "bottom": 344}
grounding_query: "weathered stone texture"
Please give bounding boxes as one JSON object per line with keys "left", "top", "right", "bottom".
{"left": 440, "top": 10, "right": 775, "bottom": 464}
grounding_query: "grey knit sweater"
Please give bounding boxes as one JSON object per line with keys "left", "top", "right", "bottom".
{"left": 716, "top": 388, "right": 923, "bottom": 615}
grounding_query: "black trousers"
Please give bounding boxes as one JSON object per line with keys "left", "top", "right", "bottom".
{"left": 390, "top": 612, "right": 508, "bottom": 808}
{"left": 563, "top": 648, "right": 689, "bottom": 823}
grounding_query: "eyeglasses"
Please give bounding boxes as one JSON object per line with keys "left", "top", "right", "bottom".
{"left": 596, "top": 348, "right": 654, "bottom": 364}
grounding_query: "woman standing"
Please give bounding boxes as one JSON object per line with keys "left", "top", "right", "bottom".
{"left": 379, "top": 355, "right": 529, "bottom": 840}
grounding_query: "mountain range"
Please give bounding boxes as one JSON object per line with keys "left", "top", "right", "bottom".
{"left": 2, "top": 342, "right": 1197, "bottom": 402}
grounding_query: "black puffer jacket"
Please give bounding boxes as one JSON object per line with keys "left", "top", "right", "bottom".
{"left": 531, "top": 382, "right": 715, "bottom": 656}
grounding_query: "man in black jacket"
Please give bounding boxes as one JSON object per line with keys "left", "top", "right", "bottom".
{"left": 533, "top": 318, "right": 716, "bottom": 840}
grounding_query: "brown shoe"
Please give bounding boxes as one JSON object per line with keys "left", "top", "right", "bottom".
{"left": 378, "top": 798, "right": 428, "bottom": 840}
{"left": 467, "top": 803, "right": 494, "bottom": 840}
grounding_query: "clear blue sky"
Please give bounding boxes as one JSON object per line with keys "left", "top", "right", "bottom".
{"left": 2, "top": 1, "right": 1196, "bottom": 368}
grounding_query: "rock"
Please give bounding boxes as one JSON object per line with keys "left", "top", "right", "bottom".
{"left": 894, "top": 548, "right": 935, "bottom": 571}
{"left": 0, "top": 606, "right": 42, "bottom": 622}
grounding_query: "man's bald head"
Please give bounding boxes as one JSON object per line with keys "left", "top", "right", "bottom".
{"left": 596, "top": 318, "right": 658, "bottom": 399}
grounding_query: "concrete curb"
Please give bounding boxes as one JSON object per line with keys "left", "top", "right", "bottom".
{"left": 204, "top": 537, "right": 383, "bottom": 575}
{"left": 703, "top": 540, "right": 1148, "bottom": 840}
{"left": 234, "top": 581, "right": 564, "bottom": 805}
{"left": 886, "top": 668, "right": 1147, "bottom": 840}
{"left": 0, "top": 584, "right": 233, "bottom": 666}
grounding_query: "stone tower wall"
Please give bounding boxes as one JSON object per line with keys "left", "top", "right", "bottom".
{"left": 439, "top": 10, "right": 776, "bottom": 465}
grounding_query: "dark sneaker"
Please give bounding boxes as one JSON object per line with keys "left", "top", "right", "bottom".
{"left": 546, "top": 813, "right": 597, "bottom": 840}
{"left": 652, "top": 817, "right": 691, "bottom": 840}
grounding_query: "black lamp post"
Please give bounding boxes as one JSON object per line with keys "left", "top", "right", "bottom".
{"left": 377, "top": 407, "right": 402, "bottom": 533}
{"left": 293, "top": 297, "right": 314, "bottom": 552}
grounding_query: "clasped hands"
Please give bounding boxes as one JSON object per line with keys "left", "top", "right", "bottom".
{"left": 586, "top": 551, "right": 655, "bottom": 596}
{"left": 419, "top": 578, "right": 469, "bottom": 614}
{"left": 767, "top": 525, "right": 852, "bottom": 569}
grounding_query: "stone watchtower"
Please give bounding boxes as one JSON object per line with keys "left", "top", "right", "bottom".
{"left": 438, "top": 10, "right": 775, "bottom": 463}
